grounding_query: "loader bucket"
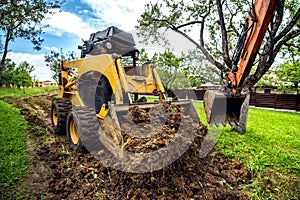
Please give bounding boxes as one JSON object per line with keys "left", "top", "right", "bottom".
{"left": 86, "top": 99, "right": 201, "bottom": 173}
{"left": 203, "top": 90, "right": 246, "bottom": 126}
{"left": 109, "top": 100, "right": 199, "bottom": 130}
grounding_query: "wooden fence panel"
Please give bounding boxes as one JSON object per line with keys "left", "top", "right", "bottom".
{"left": 297, "top": 95, "right": 300, "bottom": 111}
{"left": 250, "top": 92, "right": 256, "bottom": 106}
{"left": 166, "top": 89, "right": 299, "bottom": 111}
{"left": 253, "top": 93, "right": 276, "bottom": 108}
{"left": 275, "top": 94, "right": 297, "bottom": 110}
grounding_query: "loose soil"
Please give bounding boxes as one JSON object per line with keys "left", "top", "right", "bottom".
{"left": 3, "top": 94, "right": 251, "bottom": 199}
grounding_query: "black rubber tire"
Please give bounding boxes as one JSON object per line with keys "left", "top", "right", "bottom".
{"left": 50, "top": 98, "right": 72, "bottom": 135}
{"left": 66, "top": 106, "right": 100, "bottom": 152}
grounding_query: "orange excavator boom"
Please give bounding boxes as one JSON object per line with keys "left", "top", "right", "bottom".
{"left": 204, "top": 0, "right": 277, "bottom": 126}
{"left": 228, "top": 0, "right": 277, "bottom": 93}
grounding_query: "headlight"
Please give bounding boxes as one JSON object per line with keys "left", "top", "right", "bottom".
{"left": 105, "top": 42, "right": 112, "bottom": 49}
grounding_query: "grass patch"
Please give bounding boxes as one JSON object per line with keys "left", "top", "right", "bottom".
{"left": 0, "top": 86, "right": 57, "bottom": 98}
{"left": 0, "top": 86, "right": 56, "bottom": 198}
{"left": 194, "top": 101, "right": 300, "bottom": 199}
{"left": 0, "top": 101, "right": 29, "bottom": 198}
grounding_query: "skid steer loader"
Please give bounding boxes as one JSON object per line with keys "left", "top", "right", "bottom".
{"left": 50, "top": 26, "right": 198, "bottom": 153}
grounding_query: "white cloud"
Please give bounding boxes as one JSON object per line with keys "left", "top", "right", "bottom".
{"left": 40, "top": 1, "right": 201, "bottom": 44}
{"left": 79, "top": 9, "right": 89, "bottom": 15}
{"left": 43, "top": 46, "right": 59, "bottom": 52}
{"left": 7, "top": 52, "right": 53, "bottom": 81}
{"left": 42, "top": 9, "right": 96, "bottom": 39}
{"left": 81, "top": 0, "right": 147, "bottom": 31}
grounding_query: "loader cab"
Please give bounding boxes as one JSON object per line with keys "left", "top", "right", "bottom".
{"left": 78, "top": 26, "right": 165, "bottom": 108}
{"left": 79, "top": 26, "right": 137, "bottom": 58}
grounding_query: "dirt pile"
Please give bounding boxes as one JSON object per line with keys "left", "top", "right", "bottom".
{"left": 2, "top": 95, "right": 250, "bottom": 199}
{"left": 120, "top": 102, "right": 197, "bottom": 153}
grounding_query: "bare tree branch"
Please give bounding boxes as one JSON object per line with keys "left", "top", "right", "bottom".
{"left": 271, "top": 29, "right": 300, "bottom": 62}
{"left": 172, "top": 28, "right": 227, "bottom": 72}
{"left": 151, "top": 16, "right": 227, "bottom": 72}
{"left": 270, "top": 0, "right": 284, "bottom": 37}
{"left": 175, "top": 21, "right": 203, "bottom": 29}
{"left": 226, "top": 3, "right": 240, "bottom": 36}
{"left": 274, "top": 7, "right": 300, "bottom": 42}
{"left": 199, "top": 3, "right": 211, "bottom": 47}
{"left": 244, "top": 29, "right": 300, "bottom": 89}
{"left": 216, "top": 0, "right": 232, "bottom": 68}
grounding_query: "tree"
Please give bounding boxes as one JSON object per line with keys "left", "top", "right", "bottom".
{"left": 0, "top": 59, "right": 16, "bottom": 87}
{"left": 138, "top": 0, "right": 299, "bottom": 90}
{"left": 276, "top": 61, "right": 300, "bottom": 93}
{"left": 45, "top": 49, "right": 78, "bottom": 82}
{"left": 13, "top": 61, "right": 34, "bottom": 89}
{"left": 0, "top": 0, "right": 60, "bottom": 67}
{"left": 181, "top": 50, "right": 221, "bottom": 87}
{"left": 153, "top": 51, "right": 184, "bottom": 90}
{"left": 255, "top": 69, "right": 281, "bottom": 91}
{"left": 138, "top": 0, "right": 300, "bottom": 132}
{"left": 0, "top": 59, "right": 34, "bottom": 91}
{"left": 139, "top": 48, "right": 204, "bottom": 88}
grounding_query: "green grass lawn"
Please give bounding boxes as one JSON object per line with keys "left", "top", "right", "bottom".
{"left": 0, "top": 101, "right": 28, "bottom": 198}
{"left": 0, "top": 90, "right": 299, "bottom": 199}
{"left": 194, "top": 101, "right": 300, "bottom": 199}
{"left": 0, "top": 86, "right": 57, "bottom": 98}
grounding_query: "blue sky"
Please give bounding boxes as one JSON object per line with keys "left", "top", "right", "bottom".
{"left": 6, "top": 0, "right": 149, "bottom": 80}
{"left": 6, "top": 0, "right": 197, "bottom": 81}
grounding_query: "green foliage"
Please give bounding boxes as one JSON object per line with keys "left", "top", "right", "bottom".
{"left": 182, "top": 50, "right": 221, "bottom": 86}
{"left": 152, "top": 51, "right": 190, "bottom": 89}
{"left": 276, "top": 61, "right": 300, "bottom": 91}
{"left": 0, "top": 59, "right": 34, "bottom": 89}
{"left": 0, "top": 59, "right": 16, "bottom": 86}
{"left": 0, "top": 101, "right": 28, "bottom": 197}
{"left": 0, "top": 0, "right": 61, "bottom": 65}
{"left": 137, "top": 0, "right": 250, "bottom": 63}
{"left": 140, "top": 49, "right": 220, "bottom": 89}
{"left": 44, "top": 50, "right": 78, "bottom": 82}
{"left": 14, "top": 61, "right": 35, "bottom": 88}
{"left": 138, "top": 0, "right": 300, "bottom": 90}
{"left": 255, "top": 70, "right": 278, "bottom": 89}
{"left": 139, "top": 48, "right": 149, "bottom": 63}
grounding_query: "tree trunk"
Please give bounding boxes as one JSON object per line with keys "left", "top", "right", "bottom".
{"left": 1, "top": 30, "right": 12, "bottom": 66}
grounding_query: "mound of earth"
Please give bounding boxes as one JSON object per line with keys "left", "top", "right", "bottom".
{"left": 2, "top": 94, "right": 250, "bottom": 199}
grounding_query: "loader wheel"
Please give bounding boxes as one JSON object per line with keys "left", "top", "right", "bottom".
{"left": 66, "top": 106, "right": 100, "bottom": 152}
{"left": 51, "top": 98, "right": 72, "bottom": 135}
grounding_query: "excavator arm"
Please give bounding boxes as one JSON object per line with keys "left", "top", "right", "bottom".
{"left": 204, "top": 0, "right": 277, "bottom": 126}
{"left": 227, "top": 0, "right": 277, "bottom": 94}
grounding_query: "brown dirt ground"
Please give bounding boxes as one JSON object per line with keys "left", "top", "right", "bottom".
{"left": 3, "top": 94, "right": 251, "bottom": 199}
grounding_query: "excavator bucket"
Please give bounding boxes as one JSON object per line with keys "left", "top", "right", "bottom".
{"left": 203, "top": 90, "right": 246, "bottom": 126}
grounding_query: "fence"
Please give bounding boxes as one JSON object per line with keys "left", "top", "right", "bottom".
{"left": 250, "top": 92, "right": 300, "bottom": 111}
{"left": 167, "top": 89, "right": 300, "bottom": 111}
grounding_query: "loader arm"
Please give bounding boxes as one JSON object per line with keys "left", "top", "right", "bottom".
{"left": 204, "top": 0, "right": 276, "bottom": 126}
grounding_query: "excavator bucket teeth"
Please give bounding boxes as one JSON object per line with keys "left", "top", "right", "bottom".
{"left": 203, "top": 90, "right": 246, "bottom": 126}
